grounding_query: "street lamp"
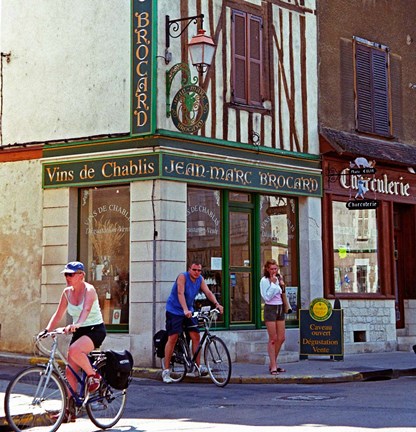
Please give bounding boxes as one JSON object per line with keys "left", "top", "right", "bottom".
{"left": 188, "top": 29, "right": 216, "bottom": 73}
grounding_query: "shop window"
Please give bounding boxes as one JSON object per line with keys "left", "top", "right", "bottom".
{"left": 354, "top": 37, "right": 391, "bottom": 137}
{"left": 260, "top": 195, "right": 299, "bottom": 319}
{"left": 332, "top": 201, "right": 379, "bottom": 293}
{"left": 79, "top": 186, "right": 130, "bottom": 330}
{"left": 230, "top": 191, "right": 251, "bottom": 203}
{"left": 357, "top": 210, "right": 369, "bottom": 240}
{"left": 187, "top": 187, "right": 222, "bottom": 311}
{"left": 231, "top": 9, "right": 263, "bottom": 107}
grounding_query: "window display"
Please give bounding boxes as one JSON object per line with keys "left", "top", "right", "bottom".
{"left": 187, "top": 187, "right": 222, "bottom": 311}
{"left": 79, "top": 186, "right": 130, "bottom": 329}
{"left": 332, "top": 201, "right": 379, "bottom": 293}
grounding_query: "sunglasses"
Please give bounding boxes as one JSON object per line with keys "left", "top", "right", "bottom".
{"left": 191, "top": 268, "right": 202, "bottom": 272}
{"left": 64, "top": 272, "right": 82, "bottom": 277}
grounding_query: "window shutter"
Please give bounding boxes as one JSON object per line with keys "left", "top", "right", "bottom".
{"left": 248, "top": 14, "right": 262, "bottom": 106}
{"left": 356, "top": 44, "right": 373, "bottom": 133}
{"left": 355, "top": 41, "right": 390, "bottom": 136}
{"left": 372, "top": 49, "right": 390, "bottom": 136}
{"left": 232, "top": 10, "right": 247, "bottom": 104}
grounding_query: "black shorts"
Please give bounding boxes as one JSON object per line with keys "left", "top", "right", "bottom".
{"left": 264, "top": 304, "right": 285, "bottom": 322}
{"left": 166, "top": 311, "right": 199, "bottom": 336}
{"left": 70, "top": 323, "right": 106, "bottom": 348}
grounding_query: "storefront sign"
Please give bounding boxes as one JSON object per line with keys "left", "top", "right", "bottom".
{"left": 346, "top": 200, "right": 379, "bottom": 210}
{"left": 162, "top": 155, "right": 322, "bottom": 197}
{"left": 43, "top": 154, "right": 159, "bottom": 187}
{"left": 300, "top": 299, "right": 343, "bottom": 360}
{"left": 325, "top": 158, "right": 415, "bottom": 204}
{"left": 43, "top": 152, "right": 322, "bottom": 197}
{"left": 132, "top": 0, "right": 154, "bottom": 135}
{"left": 171, "top": 85, "right": 210, "bottom": 133}
{"left": 340, "top": 169, "right": 411, "bottom": 198}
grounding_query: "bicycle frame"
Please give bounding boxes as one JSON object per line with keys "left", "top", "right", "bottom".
{"left": 5, "top": 329, "right": 129, "bottom": 432}
{"left": 180, "top": 310, "right": 217, "bottom": 370}
{"left": 37, "top": 332, "right": 105, "bottom": 408}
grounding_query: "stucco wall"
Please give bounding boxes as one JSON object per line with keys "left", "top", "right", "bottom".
{"left": 0, "top": 159, "right": 43, "bottom": 352}
{"left": 1, "top": 0, "right": 130, "bottom": 145}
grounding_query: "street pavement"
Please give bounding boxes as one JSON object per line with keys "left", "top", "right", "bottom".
{"left": 0, "top": 350, "right": 415, "bottom": 430}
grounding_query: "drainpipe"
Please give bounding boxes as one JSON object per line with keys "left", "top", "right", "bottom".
{"left": 151, "top": 179, "right": 158, "bottom": 368}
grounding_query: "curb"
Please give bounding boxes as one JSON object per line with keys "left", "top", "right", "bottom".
{"left": 132, "top": 367, "right": 363, "bottom": 385}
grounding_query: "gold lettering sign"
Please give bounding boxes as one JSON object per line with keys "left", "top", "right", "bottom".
{"left": 43, "top": 153, "right": 322, "bottom": 198}
{"left": 43, "top": 155, "right": 158, "bottom": 188}
{"left": 162, "top": 155, "right": 322, "bottom": 197}
{"left": 132, "top": 0, "right": 153, "bottom": 135}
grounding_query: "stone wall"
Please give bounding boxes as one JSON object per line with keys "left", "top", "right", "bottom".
{"left": 340, "top": 299, "right": 397, "bottom": 353}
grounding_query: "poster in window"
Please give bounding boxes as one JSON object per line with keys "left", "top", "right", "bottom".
{"left": 285, "top": 286, "right": 298, "bottom": 315}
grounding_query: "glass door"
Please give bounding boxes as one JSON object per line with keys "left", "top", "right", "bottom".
{"left": 229, "top": 210, "right": 253, "bottom": 324}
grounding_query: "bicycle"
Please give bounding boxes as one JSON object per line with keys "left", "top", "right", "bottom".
{"left": 163, "top": 307, "right": 232, "bottom": 387}
{"left": 4, "top": 328, "right": 127, "bottom": 432}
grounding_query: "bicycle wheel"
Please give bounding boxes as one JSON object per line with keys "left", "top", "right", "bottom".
{"left": 204, "top": 336, "right": 232, "bottom": 387}
{"left": 5, "top": 366, "right": 67, "bottom": 432}
{"left": 86, "top": 359, "right": 127, "bottom": 429}
{"left": 162, "top": 338, "right": 188, "bottom": 383}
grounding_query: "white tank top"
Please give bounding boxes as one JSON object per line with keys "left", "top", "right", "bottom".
{"left": 65, "top": 288, "right": 103, "bottom": 327}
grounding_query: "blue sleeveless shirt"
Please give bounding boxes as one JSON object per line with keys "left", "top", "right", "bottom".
{"left": 166, "top": 272, "right": 202, "bottom": 315}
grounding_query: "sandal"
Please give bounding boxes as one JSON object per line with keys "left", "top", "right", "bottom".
{"left": 276, "top": 367, "right": 286, "bottom": 373}
{"left": 270, "top": 369, "right": 279, "bottom": 375}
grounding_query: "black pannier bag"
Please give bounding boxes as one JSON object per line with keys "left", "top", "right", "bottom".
{"left": 153, "top": 329, "right": 168, "bottom": 358}
{"left": 104, "top": 350, "right": 134, "bottom": 390}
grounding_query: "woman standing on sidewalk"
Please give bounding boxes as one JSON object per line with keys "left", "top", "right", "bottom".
{"left": 260, "top": 259, "right": 286, "bottom": 375}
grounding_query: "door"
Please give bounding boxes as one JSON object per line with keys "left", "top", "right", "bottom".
{"left": 393, "top": 203, "right": 413, "bottom": 329}
{"left": 229, "top": 209, "right": 253, "bottom": 324}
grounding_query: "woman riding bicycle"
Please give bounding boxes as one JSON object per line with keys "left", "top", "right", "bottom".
{"left": 45, "top": 261, "right": 106, "bottom": 421}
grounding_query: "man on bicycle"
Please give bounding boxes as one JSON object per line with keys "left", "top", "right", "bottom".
{"left": 163, "top": 261, "right": 223, "bottom": 383}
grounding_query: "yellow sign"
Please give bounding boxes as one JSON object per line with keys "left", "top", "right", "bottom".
{"left": 309, "top": 298, "right": 332, "bottom": 321}
{"left": 338, "top": 247, "right": 347, "bottom": 259}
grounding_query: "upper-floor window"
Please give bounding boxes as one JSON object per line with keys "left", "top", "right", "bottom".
{"left": 354, "top": 37, "right": 391, "bottom": 137}
{"left": 231, "top": 9, "right": 263, "bottom": 107}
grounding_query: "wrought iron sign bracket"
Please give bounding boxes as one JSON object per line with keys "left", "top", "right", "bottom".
{"left": 165, "top": 14, "right": 204, "bottom": 49}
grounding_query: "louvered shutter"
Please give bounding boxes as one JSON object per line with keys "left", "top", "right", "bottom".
{"left": 249, "top": 14, "right": 262, "bottom": 106}
{"left": 232, "top": 10, "right": 247, "bottom": 104}
{"left": 355, "top": 42, "right": 390, "bottom": 136}
{"left": 356, "top": 45, "right": 373, "bottom": 133}
{"left": 372, "top": 49, "right": 390, "bottom": 136}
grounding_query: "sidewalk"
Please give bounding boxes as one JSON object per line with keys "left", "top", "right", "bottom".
{"left": 0, "top": 350, "right": 415, "bottom": 385}
{"left": 133, "top": 350, "right": 416, "bottom": 384}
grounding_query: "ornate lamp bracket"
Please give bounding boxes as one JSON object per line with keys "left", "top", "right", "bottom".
{"left": 166, "top": 14, "right": 204, "bottom": 49}
{"left": 165, "top": 63, "right": 198, "bottom": 118}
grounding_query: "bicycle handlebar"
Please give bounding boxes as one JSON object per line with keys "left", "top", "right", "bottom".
{"left": 36, "top": 327, "right": 66, "bottom": 341}
{"left": 192, "top": 308, "right": 220, "bottom": 323}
